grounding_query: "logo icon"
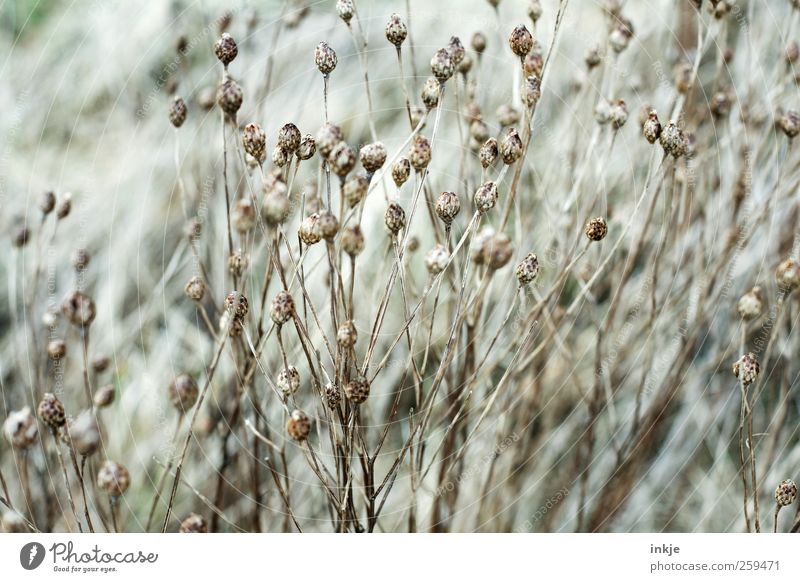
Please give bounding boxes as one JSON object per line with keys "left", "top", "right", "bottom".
{"left": 20, "top": 542, "right": 46, "bottom": 570}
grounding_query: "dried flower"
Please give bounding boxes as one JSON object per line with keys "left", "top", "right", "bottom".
{"left": 97, "top": 460, "right": 130, "bottom": 496}
{"left": 500, "top": 128, "right": 523, "bottom": 164}
{"left": 482, "top": 232, "right": 514, "bottom": 270}
{"left": 528, "top": 0, "right": 543, "bottom": 22}
{"left": 325, "top": 383, "right": 341, "bottom": 409}
{"left": 228, "top": 250, "right": 249, "bottom": 277}
{"left": 278, "top": 123, "right": 301, "bottom": 154}
{"left": 779, "top": 110, "right": 800, "bottom": 139}
{"left": 38, "top": 393, "right": 66, "bottom": 429}
{"left": 344, "top": 174, "right": 369, "bottom": 207}
{"left": 516, "top": 253, "right": 540, "bottom": 286}
{"left": 776, "top": 258, "right": 800, "bottom": 291}
{"left": 278, "top": 366, "right": 300, "bottom": 395}
{"left": 409, "top": 135, "right": 432, "bottom": 171}
{"left": 344, "top": 377, "right": 370, "bottom": 404}
{"left": 436, "top": 191, "right": 461, "bottom": 225}
{"left": 479, "top": 138, "right": 498, "bottom": 168}
{"left": 509, "top": 24, "right": 534, "bottom": 58}
{"left": 732, "top": 352, "right": 760, "bottom": 386}
{"left": 474, "top": 181, "right": 498, "bottom": 214}
{"left": 585, "top": 217, "right": 608, "bottom": 242}
{"left": 775, "top": 479, "right": 797, "bottom": 506}
{"left": 297, "top": 134, "right": 316, "bottom": 160}
{"left": 272, "top": 145, "right": 289, "bottom": 167}
{"left": 422, "top": 77, "right": 441, "bottom": 110}
{"left": 523, "top": 75, "right": 541, "bottom": 108}
{"left": 430, "top": 48, "right": 455, "bottom": 83}
{"left": 643, "top": 109, "right": 661, "bottom": 144}
{"left": 56, "top": 193, "right": 72, "bottom": 220}
{"left": 62, "top": 291, "right": 96, "bottom": 327}
{"left": 342, "top": 224, "right": 365, "bottom": 256}
{"left": 585, "top": 46, "right": 602, "bottom": 69}
{"left": 40, "top": 190, "right": 56, "bottom": 215}
{"left": 737, "top": 286, "right": 763, "bottom": 320}
{"left": 472, "top": 32, "right": 487, "bottom": 54}
{"left": 214, "top": 33, "right": 238, "bottom": 66}
{"left": 392, "top": 158, "right": 411, "bottom": 187}
{"left": 337, "top": 320, "right": 358, "bottom": 348}
{"left": 425, "top": 244, "right": 450, "bottom": 274}
{"left": 336, "top": 0, "right": 354, "bottom": 23}
{"left": 610, "top": 99, "right": 628, "bottom": 129}
{"left": 225, "top": 291, "right": 249, "bottom": 320}
{"left": 169, "top": 373, "right": 199, "bottom": 412}
{"left": 315, "top": 42, "right": 337, "bottom": 75}
{"left": 385, "top": 202, "right": 406, "bottom": 234}
{"left": 242, "top": 123, "right": 266, "bottom": 163}
{"left": 270, "top": 290, "right": 295, "bottom": 325}
{"left": 385, "top": 14, "right": 408, "bottom": 47}
{"left": 660, "top": 122, "right": 687, "bottom": 158}
{"left": 180, "top": 513, "right": 209, "bottom": 533}
{"left": 169, "top": 96, "right": 187, "bottom": 128}
{"left": 94, "top": 385, "right": 115, "bottom": 408}
{"left": 328, "top": 141, "right": 357, "bottom": 177}
{"left": 316, "top": 123, "right": 343, "bottom": 158}
{"left": 448, "top": 36, "right": 465, "bottom": 65}
{"left": 3, "top": 408, "right": 38, "bottom": 449}
{"left": 360, "top": 142, "right": 387, "bottom": 173}
{"left": 232, "top": 198, "right": 257, "bottom": 233}
{"left": 65, "top": 411, "right": 102, "bottom": 456}
{"left": 217, "top": 78, "right": 243, "bottom": 119}
{"left": 318, "top": 210, "right": 340, "bottom": 240}
{"left": 287, "top": 409, "right": 311, "bottom": 441}
{"left": 47, "top": 339, "right": 67, "bottom": 360}
{"left": 262, "top": 191, "right": 291, "bottom": 225}
{"left": 299, "top": 213, "right": 323, "bottom": 245}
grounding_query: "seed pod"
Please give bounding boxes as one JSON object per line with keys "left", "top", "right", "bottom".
{"left": 660, "top": 122, "right": 687, "bottom": 158}
{"left": 458, "top": 53, "right": 473, "bottom": 75}
{"left": 242, "top": 123, "right": 266, "bottom": 163}
{"left": 56, "top": 193, "right": 72, "bottom": 220}
{"left": 410, "top": 106, "right": 426, "bottom": 129}
{"left": 232, "top": 198, "right": 257, "bottom": 233}
{"left": 40, "top": 190, "right": 56, "bottom": 215}
{"left": 448, "top": 36, "right": 465, "bottom": 65}
{"left": 710, "top": 90, "right": 731, "bottom": 118}
{"left": 360, "top": 142, "right": 387, "bottom": 173}
{"left": 610, "top": 99, "right": 628, "bottom": 129}
{"left": 297, "top": 134, "right": 316, "bottom": 160}
{"left": 421, "top": 77, "right": 441, "bottom": 110}
{"left": 169, "top": 96, "right": 187, "bottom": 128}
{"left": 594, "top": 99, "right": 612, "bottom": 125}
{"left": 286, "top": 409, "right": 311, "bottom": 441}
{"left": 316, "top": 123, "right": 343, "bottom": 158}
{"left": 38, "top": 393, "right": 66, "bottom": 429}
{"left": 344, "top": 174, "right": 369, "bottom": 207}
{"left": 217, "top": 78, "right": 243, "bottom": 119}
{"left": 500, "top": 128, "right": 523, "bottom": 164}
{"left": 47, "top": 339, "right": 67, "bottom": 360}
{"left": 775, "top": 479, "right": 797, "bottom": 506}
{"left": 92, "top": 356, "right": 111, "bottom": 373}
{"left": 318, "top": 210, "right": 339, "bottom": 240}
{"left": 225, "top": 291, "right": 249, "bottom": 320}
{"left": 474, "top": 181, "right": 498, "bottom": 214}
{"left": 509, "top": 24, "right": 534, "bottom": 57}
{"left": 277, "top": 123, "right": 301, "bottom": 154}
{"left": 674, "top": 61, "right": 693, "bottom": 94}
{"left": 523, "top": 50, "right": 543, "bottom": 78}
{"left": 732, "top": 352, "right": 760, "bottom": 386}
{"left": 328, "top": 141, "right": 356, "bottom": 177}
{"left": 643, "top": 109, "right": 661, "bottom": 144}
{"left": 479, "top": 138, "right": 498, "bottom": 168}
{"left": 430, "top": 48, "right": 455, "bottom": 83}
{"left": 776, "top": 258, "right": 800, "bottom": 291}
{"left": 3, "top": 407, "right": 38, "bottom": 449}
{"left": 272, "top": 145, "right": 289, "bottom": 167}
{"left": 270, "top": 290, "right": 295, "bottom": 325}
{"left": 482, "top": 232, "right": 513, "bottom": 270}
{"left": 341, "top": 224, "right": 365, "bottom": 256}
{"left": 337, "top": 320, "right": 358, "bottom": 348}
{"left": 184, "top": 276, "right": 206, "bottom": 302}
{"left": 214, "top": 33, "right": 238, "bottom": 66}
{"left": 471, "top": 32, "right": 487, "bottom": 54}
{"left": 737, "top": 286, "right": 763, "bottom": 320}
{"left": 523, "top": 75, "right": 541, "bottom": 108}
{"left": 97, "top": 460, "right": 130, "bottom": 496}
{"left": 299, "top": 213, "right": 323, "bottom": 245}
{"left": 585, "top": 46, "right": 602, "bottom": 69}
{"left": 785, "top": 41, "right": 799, "bottom": 64}
{"left": 409, "top": 135, "right": 432, "bottom": 171}
{"left": 66, "top": 411, "right": 102, "bottom": 456}
{"left": 528, "top": 0, "right": 543, "bottom": 22}
{"left": 325, "top": 383, "right": 341, "bottom": 409}
{"left": 385, "top": 202, "right": 406, "bottom": 234}
{"left": 62, "top": 291, "right": 96, "bottom": 327}
{"left": 497, "top": 104, "right": 520, "bottom": 127}
{"left": 779, "top": 110, "right": 800, "bottom": 139}
{"left": 516, "top": 253, "right": 540, "bottom": 286}
{"left": 228, "top": 250, "right": 249, "bottom": 278}
{"left": 609, "top": 17, "right": 633, "bottom": 53}
{"left": 584, "top": 217, "right": 608, "bottom": 242}
{"left": 180, "top": 513, "right": 209, "bottom": 533}
{"left": 93, "top": 385, "right": 115, "bottom": 408}
{"left": 263, "top": 191, "right": 291, "bottom": 226}
{"left": 385, "top": 13, "right": 408, "bottom": 47}
{"left": 12, "top": 226, "right": 29, "bottom": 248}
{"left": 435, "top": 191, "right": 461, "bottom": 225}
{"left": 344, "top": 377, "right": 370, "bottom": 404}
{"left": 392, "top": 158, "right": 411, "bottom": 187}
{"left": 314, "top": 42, "right": 337, "bottom": 75}
{"left": 425, "top": 244, "right": 450, "bottom": 274}
{"left": 336, "top": 0, "right": 354, "bottom": 23}
{"left": 219, "top": 311, "right": 243, "bottom": 338}
{"left": 169, "top": 373, "right": 199, "bottom": 412}
{"left": 278, "top": 365, "right": 300, "bottom": 395}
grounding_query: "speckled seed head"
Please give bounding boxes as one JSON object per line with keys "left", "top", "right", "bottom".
{"left": 509, "top": 24, "right": 534, "bottom": 57}
{"left": 610, "top": 99, "right": 628, "bottom": 129}
{"left": 609, "top": 18, "right": 633, "bottom": 53}
{"left": 169, "top": 96, "right": 187, "bottom": 128}
{"left": 325, "top": 383, "right": 341, "bottom": 408}
{"left": 272, "top": 145, "right": 289, "bottom": 167}
{"left": 38, "top": 393, "right": 65, "bottom": 429}
{"left": 3, "top": 408, "right": 38, "bottom": 449}
{"left": 344, "top": 174, "right": 369, "bottom": 207}
{"left": 169, "top": 373, "right": 199, "bottom": 412}
{"left": 594, "top": 99, "right": 612, "bottom": 125}
{"left": 409, "top": 135, "right": 432, "bottom": 171}
{"left": 776, "top": 258, "right": 800, "bottom": 291}
{"left": 229, "top": 249, "right": 251, "bottom": 277}
{"left": 315, "top": 42, "right": 337, "bottom": 75}
{"left": 458, "top": 53, "right": 473, "bottom": 75}
{"left": 219, "top": 311, "right": 243, "bottom": 338}
{"left": 479, "top": 138, "right": 498, "bottom": 168}
{"left": 262, "top": 191, "right": 291, "bottom": 225}
{"left": 277, "top": 123, "right": 301, "bottom": 154}
{"left": 392, "top": 158, "right": 411, "bottom": 187}
{"left": 585, "top": 45, "right": 602, "bottom": 69}
{"left": 214, "top": 33, "right": 238, "bottom": 66}
{"left": 482, "top": 232, "right": 514, "bottom": 270}
{"left": 299, "top": 213, "right": 323, "bottom": 245}
{"left": 528, "top": 0, "right": 543, "bottom": 21}
{"left": 472, "top": 31, "right": 487, "bottom": 54}
{"left": 360, "top": 142, "right": 387, "bottom": 173}
{"left": 47, "top": 339, "right": 67, "bottom": 360}
{"left": 242, "top": 123, "right": 266, "bottom": 163}
{"left": 62, "top": 291, "right": 96, "bottom": 327}
{"left": 448, "top": 36, "right": 465, "bottom": 65}
{"left": 318, "top": 210, "right": 340, "bottom": 240}
{"left": 732, "top": 352, "right": 760, "bottom": 386}
{"left": 344, "top": 377, "right": 370, "bottom": 404}
{"left": 278, "top": 365, "right": 300, "bottom": 395}
{"left": 779, "top": 110, "right": 800, "bottom": 139}
{"left": 270, "top": 291, "right": 295, "bottom": 325}
{"left": 287, "top": 409, "right": 311, "bottom": 441}
{"left": 341, "top": 224, "right": 365, "bottom": 256}
{"left": 336, "top": 0, "right": 354, "bottom": 23}
{"left": 660, "top": 122, "right": 687, "bottom": 158}
{"left": 216, "top": 78, "right": 243, "bottom": 119}
{"left": 385, "top": 14, "right": 408, "bottom": 47}
{"left": 337, "top": 320, "right": 358, "bottom": 348}
{"left": 232, "top": 198, "right": 257, "bottom": 233}
{"left": 40, "top": 190, "right": 56, "bottom": 215}
{"left": 66, "top": 411, "right": 102, "bottom": 456}
{"left": 422, "top": 77, "right": 441, "bottom": 110}
{"left": 711, "top": 90, "right": 732, "bottom": 118}
{"left": 673, "top": 61, "right": 693, "bottom": 94}
{"left": 384, "top": 202, "right": 406, "bottom": 234}
{"left": 435, "top": 191, "right": 461, "bottom": 225}
{"left": 643, "top": 109, "right": 661, "bottom": 144}
{"left": 786, "top": 41, "right": 800, "bottom": 64}
{"left": 225, "top": 291, "right": 249, "bottom": 320}
{"left": 737, "top": 286, "right": 763, "bottom": 320}
{"left": 775, "top": 479, "right": 797, "bottom": 506}
{"left": 180, "top": 513, "right": 209, "bottom": 533}
{"left": 316, "top": 123, "right": 342, "bottom": 158}
{"left": 430, "top": 48, "right": 455, "bottom": 83}
{"left": 523, "top": 51, "right": 543, "bottom": 78}
{"left": 425, "top": 244, "right": 450, "bottom": 275}
{"left": 93, "top": 385, "right": 115, "bottom": 408}
{"left": 92, "top": 356, "right": 111, "bottom": 373}
{"left": 497, "top": 104, "right": 520, "bottom": 127}
{"left": 97, "top": 460, "right": 130, "bottom": 496}
{"left": 2, "top": 510, "right": 28, "bottom": 533}
{"left": 297, "top": 134, "right": 316, "bottom": 160}
{"left": 410, "top": 106, "right": 426, "bottom": 129}
{"left": 523, "top": 75, "right": 541, "bottom": 108}
{"left": 474, "top": 181, "right": 498, "bottom": 214}
{"left": 500, "top": 128, "right": 523, "bottom": 164}
{"left": 516, "top": 253, "right": 540, "bottom": 286}
{"left": 585, "top": 217, "right": 608, "bottom": 242}
{"left": 328, "top": 141, "right": 357, "bottom": 177}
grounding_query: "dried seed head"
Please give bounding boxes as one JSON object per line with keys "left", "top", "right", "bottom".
{"left": 214, "top": 33, "right": 238, "bottom": 66}
{"left": 509, "top": 24, "right": 534, "bottom": 57}
{"left": 263, "top": 191, "right": 291, "bottom": 225}
{"left": 674, "top": 61, "right": 693, "bottom": 94}
{"left": 278, "top": 365, "right": 300, "bottom": 395}
{"left": 448, "top": 36, "right": 465, "bottom": 65}
{"left": 392, "top": 158, "right": 411, "bottom": 187}
{"left": 643, "top": 109, "right": 662, "bottom": 144}
{"left": 328, "top": 141, "right": 357, "bottom": 177}
{"left": 425, "top": 244, "right": 450, "bottom": 275}
{"left": 242, "top": 123, "right": 266, "bottom": 163}
{"left": 516, "top": 252, "right": 540, "bottom": 286}
{"left": 92, "top": 356, "right": 111, "bottom": 373}
{"left": 776, "top": 258, "right": 800, "bottom": 291}
{"left": 272, "top": 145, "right": 289, "bottom": 167}
{"left": 610, "top": 99, "right": 628, "bottom": 129}
{"left": 337, "top": 320, "right": 358, "bottom": 348}
{"left": 422, "top": 77, "right": 441, "bottom": 110}
{"left": 220, "top": 311, "right": 243, "bottom": 338}
{"left": 474, "top": 181, "right": 499, "bottom": 214}
{"left": 270, "top": 290, "right": 295, "bottom": 325}
{"left": 47, "top": 339, "right": 67, "bottom": 360}
{"left": 216, "top": 78, "right": 243, "bottom": 119}
{"left": 97, "top": 460, "right": 130, "bottom": 496}
{"left": 384, "top": 202, "right": 406, "bottom": 234}
{"left": 169, "top": 373, "right": 199, "bottom": 412}
{"left": 232, "top": 198, "right": 257, "bottom": 233}
{"left": 180, "top": 513, "right": 209, "bottom": 533}
{"left": 458, "top": 53, "right": 473, "bottom": 75}
{"left": 336, "top": 0, "right": 354, "bottom": 23}
{"left": 594, "top": 99, "right": 612, "bottom": 125}
{"left": 482, "top": 232, "right": 514, "bottom": 270}
{"left": 12, "top": 226, "right": 29, "bottom": 248}
{"left": 410, "top": 106, "right": 426, "bottom": 129}
{"left": 318, "top": 210, "right": 340, "bottom": 240}
{"left": 325, "top": 383, "right": 341, "bottom": 408}
{"left": 523, "top": 75, "right": 541, "bottom": 108}
{"left": 785, "top": 41, "right": 799, "bottom": 64}
{"left": 314, "top": 42, "right": 337, "bottom": 75}
{"left": 479, "top": 137, "right": 499, "bottom": 168}
{"left": 585, "top": 45, "right": 603, "bottom": 69}
{"left": 710, "top": 89, "right": 732, "bottom": 118}
{"left": 38, "top": 393, "right": 66, "bottom": 429}
{"left": 430, "top": 48, "right": 455, "bottom": 83}
{"left": 344, "top": 174, "right": 369, "bottom": 207}
{"left": 316, "top": 123, "right": 343, "bottom": 158}
{"left": 584, "top": 217, "right": 608, "bottom": 242}
{"left": 61, "top": 291, "right": 96, "bottom": 327}
{"left": 470, "top": 119, "right": 489, "bottom": 143}
{"left": 779, "top": 110, "right": 800, "bottom": 139}
{"left": 660, "top": 122, "right": 687, "bottom": 158}
{"left": 278, "top": 123, "right": 301, "bottom": 153}
{"left": 435, "top": 191, "right": 461, "bottom": 225}
{"left": 472, "top": 31, "right": 487, "bottom": 54}
{"left": 385, "top": 13, "right": 408, "bottom": 47}
{"left": 56, "top": 193, "right": 72, "bottom": 220}
{"left": 775, "top": 479, "right": 797, "bottom": 506}
{"left": 409, "top": 135, "right": 432, "bottom": 171}
{"left": 523, "top": 50, "right": 543, "bottom": 78}
{"left": 341, "top": 224, "right": 365, "bottom": 256}
{"left": 169, "top": 96, "right": 187, "bottom": 128}
{"left": 497, "top": 104, "right": 520, "bottom": 127}
{"left": 93, "top": 385, "right": 115, "bottom": 408}
{"left": 528, "top": 0, "right": 543, "bottom": 22}
{"left": 225, "top": 291, "right": 249, "bottom": 320}
{"left": 609, "top": 17, "right": 633, "bottom": 53}
{"left": 228, "top": 250, "right": 249, "bottom": 278}
{"left": 3, "top": 407, "right": 38, "bottom": 449}
{"left": 737, "top": 286, "right": 763, "bottom": 320}
{"left": 407, "top": 236, "right": 420, "bottom": 252}
{"left": 344, "top": 377, "right": 370, "bottom": 404}
{"left": 66, "top": 411, "right": 102, "bottom": 456}
{"left": 2, "top": 510, "right": 28, "bottom": 533}
{"left": 297, "top": 134, "right": 316, "bottom": 160}
{"left": 299, "top": 213, "right": 323, "bottom": 245}
{"left": 470, "top": 228, "right": 494, "bottom": 265}
{"left": 360, "top": 142, "right": 387, "bottom": 173}
{"left": 500, "top": 127, "right": 524, "bottom": 164}
{"left": 40, "top": 190, "right": 56, "bottom": 215}
{"left": 287, "top": 409, "right": 311, "bottom": 441}
{"left": 732, "top": 352, "right": 760, "bottom": 386}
